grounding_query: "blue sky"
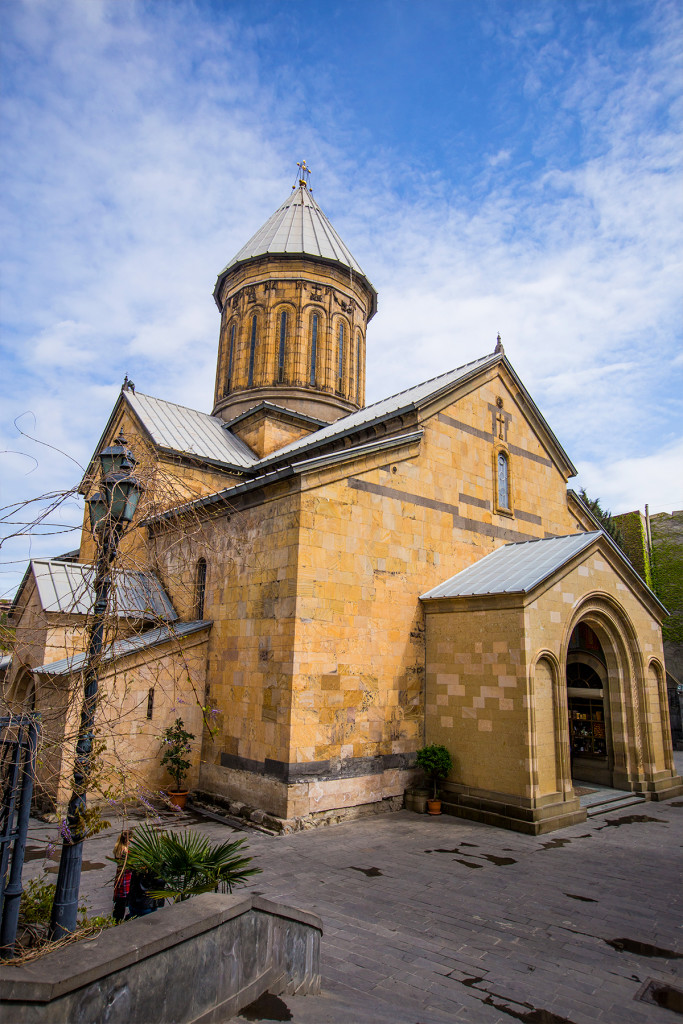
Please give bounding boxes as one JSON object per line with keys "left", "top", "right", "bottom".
{"left": 1, "top": 0, "right": 682, "bottom": 597}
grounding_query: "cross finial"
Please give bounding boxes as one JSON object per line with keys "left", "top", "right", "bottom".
{"left": 494, "top": 333, "right": 504, "bottom": 355}
{"left": 293, "top": 159, "right": 312, "bottom": 191}
{"left": 122, "top": 374, "right": 135, "bottom": 393}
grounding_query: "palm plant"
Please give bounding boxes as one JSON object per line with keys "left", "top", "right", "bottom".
{"left": 126, "top": 824, "right": 261, "bottom": 903}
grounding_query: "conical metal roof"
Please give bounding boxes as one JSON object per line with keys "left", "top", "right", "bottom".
{"left": 214, "top": 185, "right": 377, "bottom": 314}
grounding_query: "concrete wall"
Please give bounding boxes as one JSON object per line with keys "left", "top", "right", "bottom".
{"left": 0, "top": 893, "right": 321, "bottom": 1024}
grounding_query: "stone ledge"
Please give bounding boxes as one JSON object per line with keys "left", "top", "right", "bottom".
{"left": 0, "top": 893, "right": 322, "bottom": 1024}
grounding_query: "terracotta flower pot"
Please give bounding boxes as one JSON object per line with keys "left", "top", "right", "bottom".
{"left": 167, "top": 791, "right": 188, "bottom": 809}
{"left": 427, "top": 799, "right": 442, "bottom": 815}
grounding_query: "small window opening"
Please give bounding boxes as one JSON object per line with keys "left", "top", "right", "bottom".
{"left": 146, "top": 687, "right": 154, "bottom": 720}
{"left": 310, "top": 314, "right": 318, "bottom": 385}
{"left": 195, "top": 557, "right": 207, "bottom": 619}
{"left": 226, "top": 322, "right": 236, "bottom": 391}
{"left": 278, "top": 311, "right": 287, "bottom": 383}
{"left": 356, "top": 332, "right": 362, "bottom": 404}
{"left": 248, "top": 315, "right": 258, "bottom": 387}
{"left": 497, "top": 451, "right": 509, "bottom": 510}
{"left": 337, "top": 322, "right": 345, "bottom": 393}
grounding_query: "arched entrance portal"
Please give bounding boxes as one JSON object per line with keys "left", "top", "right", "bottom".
{"left": 567, "top": 622, "right": 612, "bottom": 786}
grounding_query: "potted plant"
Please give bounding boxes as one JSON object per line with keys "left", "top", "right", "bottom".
{"left": 415, "top": 744, "right": 453, "bottom": 815}
{"left": 127, "top": 824, "right": 261, "bottom": 902}
{"left": 160, "top": 718, "right": 195, "bottom": 808}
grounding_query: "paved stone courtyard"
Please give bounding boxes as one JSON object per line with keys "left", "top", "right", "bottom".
{"left": 22, "top": 755, "right": 683, "bottom": 1024}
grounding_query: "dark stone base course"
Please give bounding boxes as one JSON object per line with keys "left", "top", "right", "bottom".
{"left": 0, "top": 894, "right": 321, "bottom": 1024}
{"left": 219, "top": 749, "right": 416, "bottom": 784}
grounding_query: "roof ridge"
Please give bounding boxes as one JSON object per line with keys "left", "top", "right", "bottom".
{"left": 357, "top": 350, "right": 499, "bottom": 415}
{"left": 126, "top": 391, "right": 219, "bottom": 420}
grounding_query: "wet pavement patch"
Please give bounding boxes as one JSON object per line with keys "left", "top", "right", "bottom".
{"left": 564, "top": 893, "right": 597, "bottom": 902}
{"left": 454, "top": 858, "right": 483, "bottom": 869}
{"left": 349, "top": 866, "right": 383, "bottom": 876}
{"left": 539, "top": 838, "right": 571, "bottom": 850}
{"left": 482, "top": 997, "right": 577, "bottom": 1023}
{"left": 239, "top": 992, "right": 293, "bottom": 1021}
{"left": 637, "top": 978, "right": 683, "bottom": 1015}
{"left": 482, "top": 854, "right": 516, "bottom": 866}
{"left": 599, "top": 815, "right": 667, "bottom": 828}
{"left": 669, "top": 800, "right": 683, "bottom": 807}
{"left": 23, "top": 845, "right": 57, "bottom": 862}
{"left": 604, "top": 937, "right": 682, "bottom": 958}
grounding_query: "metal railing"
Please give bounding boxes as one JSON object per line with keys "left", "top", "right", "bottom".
{"left": 0, "top": 713, "right": 40, "bottom": 957}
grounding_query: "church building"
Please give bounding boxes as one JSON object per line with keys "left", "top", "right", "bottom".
{"left": 7, "top": 166, "right": 681, "bottom": 834}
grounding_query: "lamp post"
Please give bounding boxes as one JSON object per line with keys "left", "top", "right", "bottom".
{"left": 49, "top": 434, "right": 143, "bottom": 939}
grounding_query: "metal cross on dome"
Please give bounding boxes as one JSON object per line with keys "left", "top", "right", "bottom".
{"left": 293, "top": 159, "right": 312, "bottom": 191}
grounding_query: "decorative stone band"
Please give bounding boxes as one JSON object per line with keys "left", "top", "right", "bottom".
{"left": 347, "top": 478, "right": 555, "bottom": 544}
{"left": 220, "top": 750, "right": 417, "bottom": 784}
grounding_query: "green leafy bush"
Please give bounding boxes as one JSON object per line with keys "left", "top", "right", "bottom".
{"left": 126, "top": 824, "right": 261, "bottom": 903}
{"left": 415, "top": 744, "right": 453, "bottom": 799}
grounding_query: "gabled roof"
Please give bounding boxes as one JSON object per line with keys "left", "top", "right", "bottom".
{"left": 421, "top": 533, "right": 600, "bottom": 599}
{"left": 123, "top": 391, "right": 256, "bottom": 470}
{"left": 34, "top": 620, "right": 210, "bottom": 678}
{"left": 255, "top": 351, "right": 500, "bottom": 470}
{"left": 214, "top": 185, "right": 377, "bottom": 316}
{"left": 27, "top": 560, "right": 177, "bottom": 622}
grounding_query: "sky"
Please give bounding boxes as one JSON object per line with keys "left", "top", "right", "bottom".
{"left": 1, "top": 0, "right": 682, "bottom": 598}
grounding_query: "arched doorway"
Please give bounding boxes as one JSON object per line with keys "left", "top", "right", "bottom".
{"left": 566, "top": 622, "right": 612, "bottom": 786}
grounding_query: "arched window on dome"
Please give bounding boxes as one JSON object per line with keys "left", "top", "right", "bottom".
{"left": 247, "top": 314, "right": 258, "bottom": 387}
{"left": 355, "top": 330, "right": 362, "bottom": 404}
{"left": 497, "top": 451, "right": 510, "bottom": 511}
{"left": 277, "top": 310, "right": 288, "bottom": 383}
{"left": 225, "top": 321, "right": 236, "bottom": 392}
{"left": 337, "top": 321, "right": 345, "bottom": 394}
{"left": 195, "top": 558, "right": 207, "bottom": 620}
{"left": 310, "top": 313, "right": 319, "bottom": 386}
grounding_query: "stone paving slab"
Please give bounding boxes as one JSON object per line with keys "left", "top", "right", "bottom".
{"left": 17, "top": 757, "right": 683, "bottom": 1024}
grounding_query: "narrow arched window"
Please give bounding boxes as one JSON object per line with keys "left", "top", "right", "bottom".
{"left": 337, "top": 322, "right": 345, "bottom": 393}
{"left": 195, "top": 558, "right": 207, "bottom": 619}
{"left": 356, "top": 331, "right": 362, "bottom": 404}
{"left": 248, "top": 315, "right": 258, "bottom": 387}
{"left": 497, "top": 452, "right": 510, "bottom": 510}
{"left": 278, "top": 311, "right": 287, "bottom": 383}
{"left": 226, "top": 322, "right": 236, "bottom": 392}
{"left": 310, "top": 313, "right": 318, "bottom": 385}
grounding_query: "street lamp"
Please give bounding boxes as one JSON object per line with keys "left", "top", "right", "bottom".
{"left": 49, "top": 433, "right": 143, "bottom": 939}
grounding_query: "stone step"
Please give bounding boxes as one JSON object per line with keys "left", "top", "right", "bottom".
{"left": 586, "top": 794, "right": 648, "bottom": 817}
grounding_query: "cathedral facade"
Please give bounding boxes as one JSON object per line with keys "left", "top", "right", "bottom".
{"left": 7, "top": 172, "right": 681, "bottom": 833}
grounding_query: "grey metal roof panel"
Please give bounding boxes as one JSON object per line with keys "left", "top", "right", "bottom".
{"left": 124, "top": 391, "right": 256, "bottom": 470}
{"left": 218, "top": 185, "right": 372, "bottom": 281}
{"left": 34, "top": 620, "right": 211, "bottom": 677}
{"left": 255, "top": 351, "right": 500, "bottom": 470}
{"left": 30, "top": 560, "right": 178, "bottom": 621}
{"left": 420, "top": 533, "right": 601, "bottom": 600}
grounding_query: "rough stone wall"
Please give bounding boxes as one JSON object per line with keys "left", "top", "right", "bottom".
{"left": 150, "top": 486, "right": 302, "bottom": 818}
{"left": 424, "top": 602, "right": 529, "bottom": 798}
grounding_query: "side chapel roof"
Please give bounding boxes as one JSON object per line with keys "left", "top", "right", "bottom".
{"left": 34, "top": 620, "right": 210, "bottom": 678}
{"left": 22, "top": 559, "right": 177, "bottom": 622}
{"left": 420, "top": 530, "right": 667, "bottom": 613}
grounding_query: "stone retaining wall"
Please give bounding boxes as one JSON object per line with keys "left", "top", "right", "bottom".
{"left": 0, "top": 893, "right": 321, "bottom": 1024}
